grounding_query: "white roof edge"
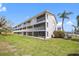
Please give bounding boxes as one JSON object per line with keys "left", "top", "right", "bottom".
{"left": 14, "top": 10, "right": 57, "bottom": 27}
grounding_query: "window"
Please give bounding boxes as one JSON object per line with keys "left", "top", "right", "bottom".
{"left": 27, "top": 26, "right": 32, "bottom": 28}
{"left": 23, "top": 32, "right": 26, "bottom": 35}
{"left": 47, "top": 32, "right": 48, "bottom": 36}
{"left": 47, "top": 22, "right": 48, "bottom": 27}
{"left": 27, "top": 20, "right": 31, "bottom": 23}
{"left": 47, "top": 14, "right": 48, "bottom": 19}
{"left": 37, "top": 14, "right": 45, "bottom": 22}
{"left": 23, "top": 27, "right": 26, "bottom": 30}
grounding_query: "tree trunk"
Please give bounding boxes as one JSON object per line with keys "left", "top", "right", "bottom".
{"left": 62, "top": 18, "right": 64, "bottom": 31}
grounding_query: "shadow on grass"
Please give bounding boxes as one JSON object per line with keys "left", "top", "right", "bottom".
{"left": 64, "top": 38, "right": 79, "bottom": 42}
{"left": 71, "top": 38, "right": 79, "bottom": 42}
{"left": 68, "top": 53, "right": 79, "bottom": 56}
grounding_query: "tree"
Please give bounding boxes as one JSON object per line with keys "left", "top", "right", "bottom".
{"left": 58, "top": 10, "right": 73, "bottom": 31}
{"left": 76, "top": 15, "right": 79, "bottom": 27}
{"left": 75, "top": 15, "right": 79, "bottom": 34}
{"left": 0, "top": 16, "right": 12, "bottom": 34}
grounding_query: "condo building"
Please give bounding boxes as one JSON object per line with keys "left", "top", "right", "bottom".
{"left": 13, "top": 10, "right": 57, "bottom": 39}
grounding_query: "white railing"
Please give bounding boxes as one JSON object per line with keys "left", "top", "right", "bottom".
{"left": 34, "top": 27, "right": 45, "bottom": 30}
{"left": 37, "top": 17, "right": 45, "bottom": 22}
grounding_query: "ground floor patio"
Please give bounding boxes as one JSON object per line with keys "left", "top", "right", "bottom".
{"left": 14, "top": 31, "right": 46, "bottom": 38}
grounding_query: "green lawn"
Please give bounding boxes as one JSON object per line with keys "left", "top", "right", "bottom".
{"left": 0, "top": 34, "right": 79, "bottom": 56}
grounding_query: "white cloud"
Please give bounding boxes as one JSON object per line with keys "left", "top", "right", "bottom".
{"left": 2, "top": 7, "right": 6, "bottom": 11}
{"left": 0, "top": 4, "right": 2, "bottom": 8}
{"left": 67, "top": 21, "right": 73, "bottom": 26}
{"left": 57, "top": 22, "right": 62, "bottom": 27}
{"left": 0, "top": 4, "right": 7, "bottom": 12}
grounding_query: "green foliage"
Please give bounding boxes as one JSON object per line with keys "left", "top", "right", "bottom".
{"left": 0, "top": 16, "right": 12, "bottom": 34}
{"left": 58, "top": 11, "right": 73, "bottom": 19}
{"left": 0, "top": 29, "right": 4, "bottom": 32}
{"left": 53, "top": 30, "right": 65, "bottom": 38}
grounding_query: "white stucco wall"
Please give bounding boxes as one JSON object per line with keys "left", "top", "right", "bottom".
{"left": 45, "top": 13, "right": 57, "bottom": 39}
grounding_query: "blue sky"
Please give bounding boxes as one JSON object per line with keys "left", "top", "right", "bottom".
{"left": 0, "top": 3, "right": 79, "bottom": 32}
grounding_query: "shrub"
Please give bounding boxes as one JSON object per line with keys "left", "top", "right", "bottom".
{"left": 53, "top": 30, "right": 65, "bottom": 38}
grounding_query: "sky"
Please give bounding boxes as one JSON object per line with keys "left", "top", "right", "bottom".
{"left": 0, "top": 3, "right": 79, "bottom": 32}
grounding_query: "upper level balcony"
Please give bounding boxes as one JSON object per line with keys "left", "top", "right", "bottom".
{"left": 13, "top": 28, "right": 34, "bottom": 32}
{"left": 37, "top": 17, "right": 45, "bottom": 22}
{"left": 34, "top": 27, "right": 45, "bottom": 31}
{"left": 34, "top": 22, "right": 46, "bottom": 31}
{"left": 36, "top": 13, "right": 45, "bottom": 22}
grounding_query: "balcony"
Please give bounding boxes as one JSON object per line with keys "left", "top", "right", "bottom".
{"left": 22, "top": 23, "right": 33, "bottom": 28}
{"left": 34, "top": 22, "right": 45, "bottom": 31}
{"left": 37, "top": 17, "right": 45, "bottom": 22}
{"left": 35, "top": 27, "right": 45, "bottom": 30}
{"left": 14, "top": 28, "right": 33, "bottom": 32}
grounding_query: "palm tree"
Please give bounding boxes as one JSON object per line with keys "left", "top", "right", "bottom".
{"left": 58, "top": 10, "right": 73, "bottom": 31}
{"left": 75, "top": 15, "right": 79, "bottom": 34}
{"left": 76, "top": 15, "right": 79, "bottom": 27}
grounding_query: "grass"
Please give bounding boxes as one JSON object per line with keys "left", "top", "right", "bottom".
{"left": 0, "top": 34, "right": 79, "bottom": 56}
